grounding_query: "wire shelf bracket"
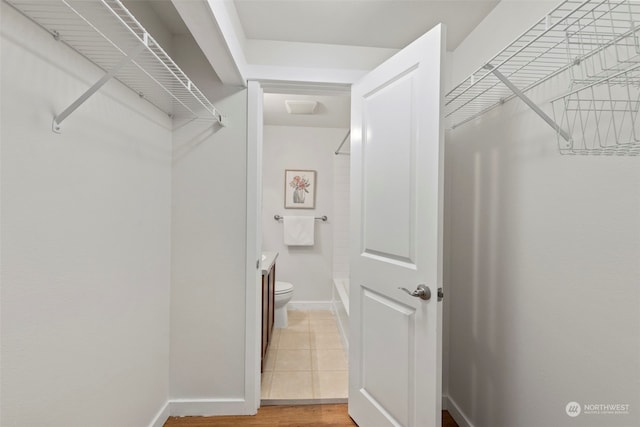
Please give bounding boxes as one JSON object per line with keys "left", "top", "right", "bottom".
{"left": 52, "top": 35, "right": 148, "bottom": 133}
{"left": 483, "top": 64, "right": 572, "bottom": 142}
{"left": 7, "top": 0, "right": 227, "bottom": 133}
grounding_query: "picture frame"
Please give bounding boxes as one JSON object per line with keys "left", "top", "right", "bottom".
{"left": 284, "top": 169, "right": 316, "bottom": 209}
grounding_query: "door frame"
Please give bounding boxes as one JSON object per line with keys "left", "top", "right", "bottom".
{"left": 245, "top": 80, "right": 351, "bottom": 411}
{"left": 245, "top": 80, "right": 264, "bottom": 413}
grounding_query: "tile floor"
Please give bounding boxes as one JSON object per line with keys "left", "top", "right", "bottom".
{"left": 261, "top": 309, "right": 348, "bottom": 401}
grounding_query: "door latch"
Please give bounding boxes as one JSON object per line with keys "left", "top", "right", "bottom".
{"left": 398, "top": 284, "right": 431, "bottom": 300}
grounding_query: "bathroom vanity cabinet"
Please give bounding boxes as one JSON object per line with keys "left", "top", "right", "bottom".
{"left": 261, "top": 252, "right": 278, "bottom": 372}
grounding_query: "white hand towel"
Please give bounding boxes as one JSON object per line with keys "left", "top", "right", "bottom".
{"left": 283, "top": 216, "right": 315, "bottom": 246}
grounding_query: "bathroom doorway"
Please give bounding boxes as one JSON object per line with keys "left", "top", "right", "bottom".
{"left": 251, "top": 83, "right": 352, "bottom": 405}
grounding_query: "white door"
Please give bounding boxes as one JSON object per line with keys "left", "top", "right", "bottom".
{"left": 349, "top": 24, "right": 445, "bottom": 427}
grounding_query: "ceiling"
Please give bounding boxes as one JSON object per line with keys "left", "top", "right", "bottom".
{"left": 150, "top": 0, "right": 500, "bottom": 50}
{"left": 145, "top": 0, "right": 500, "bottom": 128}
{"left": 264, "top": 93, "right": 351, "bottom": 128}
{"left": 233, "top": 0, "right": 499, "bottom": 51}
{"left": 233, "top": 0, "right": 499, "bottom": 127}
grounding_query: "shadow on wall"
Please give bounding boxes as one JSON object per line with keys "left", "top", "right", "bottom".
{"left": 447, "top": 105, "right": 521, "bottom": 427}
{"left": 446, "top": 93, "right": 640, "bottom": 427}
{"left": 172, "top": 87, "right": 247, "bottom": 164}
{"left": 172, "top": 120, "right": 225, "bottom": 163}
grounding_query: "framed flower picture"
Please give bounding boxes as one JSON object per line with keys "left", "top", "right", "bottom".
{"left": 284, "top": 169, "right": 316, "bottom": 209}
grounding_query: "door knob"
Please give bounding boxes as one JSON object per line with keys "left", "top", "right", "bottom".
{"left": 398, "top": 284, "right": 431, "bottom": 300}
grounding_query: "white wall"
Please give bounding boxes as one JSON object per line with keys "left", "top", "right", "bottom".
{"left": 262, "top": 126, "right": 347, "bottom": 302}
{"left": 446, "top": 2, "right": 640, "bottom": 427}
{"left": 245, "top": 39, "right": 398, "bottom": 72}
{"left": 169, "top": 31, "right": 249, "bottom": 411}
{"left": 1, "top": 4, "right": 172, "bottom": 426}
{"left": 332, "top": 154, "right": 350, "bottom": 279}
{"left": 449, "top": 0, "right": 559, "bottom": 88}
{"left": 122, "top": 0, "right": 174, "bottom": 52}
{"left": 170, "top": 88, "right": 248, "bottom": 409}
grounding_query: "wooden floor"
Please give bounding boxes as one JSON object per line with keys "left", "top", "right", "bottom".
{"left": 164, "top": 404, "right": 459, "bottom": 427}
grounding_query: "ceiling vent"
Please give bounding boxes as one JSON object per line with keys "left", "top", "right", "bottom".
{"left": 285, "top": 100, "right": 318, "bottom": 114}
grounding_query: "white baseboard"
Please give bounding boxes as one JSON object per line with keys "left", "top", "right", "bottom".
{"left": 444, "top": 395, "right": 475, "bottom": 427}
{"left": 149, "top": 401, "right": 170, "bottom": 427}
{"left": 288, "top": 301, "right": 333, "bottom": 311}
{"left": 169, "top": 398, "right": 256, "bottom": 418}
{"left": 262, "top": 398, "right": 348, "bottom": 406}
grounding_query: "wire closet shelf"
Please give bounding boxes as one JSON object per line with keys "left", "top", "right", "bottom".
{"left": 445, "top": 0, "right": 640, "bottom": 156}
{"left": 6, "top": 0, "right": 225, "bottom": 130}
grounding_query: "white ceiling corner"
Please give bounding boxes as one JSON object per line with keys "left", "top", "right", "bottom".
{"left": 152, "top": 0, "right": 501, "bottom": 127}
{"left": 232, "top": 0, "right": 500, "bottom": 51}
{"left": 232, "top": 0, "right": 500, "bottom": 127}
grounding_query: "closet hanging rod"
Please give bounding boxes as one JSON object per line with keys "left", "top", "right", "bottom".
{"left": 274, "top": 215, "right": 328, "bottom": 222}
{"left": 334, "top": 131, "right": 350, "bottom": 155}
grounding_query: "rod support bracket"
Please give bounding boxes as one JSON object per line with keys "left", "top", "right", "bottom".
{"left": 215, "top": 111, "right": 227, "bottom": 127}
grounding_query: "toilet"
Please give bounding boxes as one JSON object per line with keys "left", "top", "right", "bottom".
{"left": 274, "top": 281, "right": 294, "bottom": 328}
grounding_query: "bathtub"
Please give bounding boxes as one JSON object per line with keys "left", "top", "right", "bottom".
{"left": 332, "top": 278, "right": 349, "bottom": 350}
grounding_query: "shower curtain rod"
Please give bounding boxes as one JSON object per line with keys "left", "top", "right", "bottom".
{"left": 334, "top": 130, "right": 350, "bottom": 155}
